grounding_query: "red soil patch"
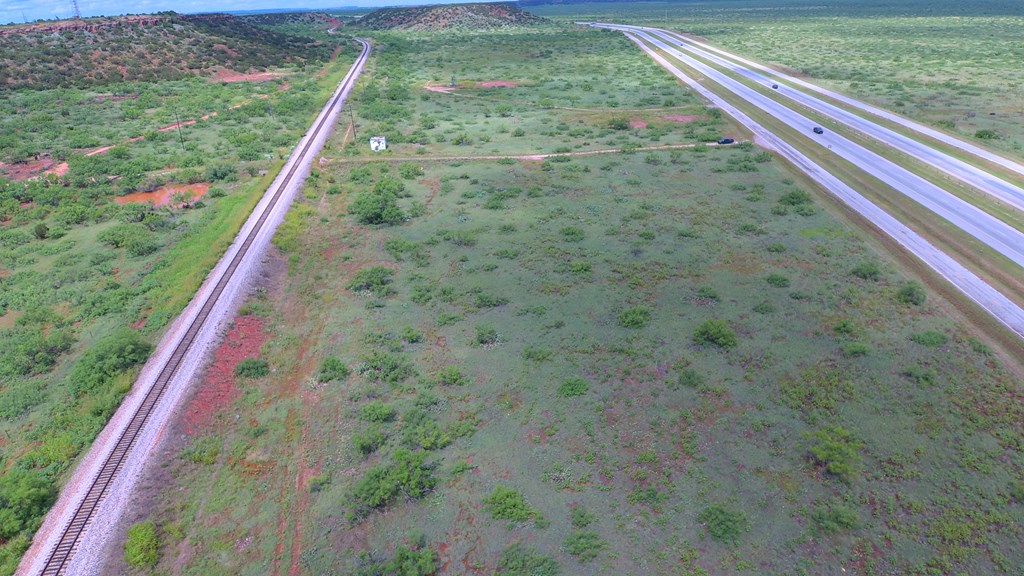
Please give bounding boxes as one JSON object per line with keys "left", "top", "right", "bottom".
{"left": 629, "top": 119, "right": 648, "bottom": 129}
{"left": 662, "top": 114, "right": 698, "bottom": 123}
{"left": 1, "top": 158, "right": 57, "bottom": 181}
{"left": 115, "top": 182, "right": 210, "bottom": 207}
{"left": 44, "top": 162, "right": 68, "bottom": 177}
{"left": 479, "top": 80, "right": 517, "bottom": 88}
{"left": 425, "top": 83, "right": 457, "bottom": 94}
{"left": 213, "top": 43, "right": 239, "bottom": 58}
{"left": 210, "top": 67, "right": 288, "bottom": 83}
{"left": 181, "top": 315, "right": 269, "bottom": 435}
{"left": 278, "top": 82, "right": 291, "bottom": 92}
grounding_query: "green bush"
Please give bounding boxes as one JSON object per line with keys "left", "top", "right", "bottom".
{"left": 851, "top": 261, "right": 881, "bottom": 281}
{"left": 564, "top": 530, "right": 604, "bottom": 562}
{"left": 67, "top": 328, "right": 151, "bottom": 397}
{"left": 318, "top": 357, "right": 351, "bottom": 382}
{"left": 557, "top": 377, "right": 589, "bottom": 397}
{"left": 677, "top": 368, "right": 703, "bottom": 389}
{"left": 378, "top": 545, "right": 437, "bottom": 576}
{"left": 434, "top": 366, "right": 469, "bottom": 386}
{"left": 352, "top": 425, "right": 386, "bottom": 456}
{"left": 617, "top": 306, "right": 651, "bottom": 328}
{"left": 234, "top": 358, "right": 269, "bottom": 378}
{"left": 697, "top": 503, "right": 747, "bottom": 544}
{"left": 778, "top": 189, "right": 812, "bottom": 206}
{"left": 804, "top": 424, "right": 863, "bottom": 483}
{"left": 401, "top": 408, "right": 451, "bottom": 451}
{"left": 123, "top": 520, "right": 159, "bottom": 568}
{"left": 359, "top": 401, "right": 397, "bottom": 423}
{"left": 522, "top": 345, "right": 553, "bottom": 362}
{"left": 0, "top": 326, "right": 75, "bottom": 379}
{"left": 560, "top": 226, "right": 585, "bottom": 242}
{"left": 347, "top": 266, "right": 395, "bottom": 297}
{"left": 349, "top": 189, "right": 404, "bottom": 225}
{"left": 496, "top": 544, "right": 560, "bottom": 576}
{"left": 360, "top": 350, "right": 416, "bottom": 383}
{"left": 183, "top": 436, "right": 219, "bottom": 465}
{"left": 910, "top": 330, "right": 948, "bottom": 347}
{"left": 765, "top": 273, "right": 790, "bottom": 288}
{"left": 840, "top": 341, "right": 870, "bottom": 357}
{"left": 811, "top": 503, "right": 859, "bottom": 534}
{"left": 570, "top": 507, "right": 597, "bottom": 528}
{"left": 693, "top": 319, "right": 737, "bottom": 349}
{"left": 349, "top": 449, "right": 435, "bottom": 517}
{"left": 474, "top": 324, "right": 498, "bottom": 345}
{"left": 397, "top": 162, "right": 424, "bottom": 180}
{"left": 0, "top": 469, "right": 55, "bottom": 540}
{"left": 483, "top": 485, "right": 537, "bottom": 521}
{"left": 401, "top": 326, "right": 423, "bottom": 343}
{"left": 974, "top": 129, "right": 999, "bottom": 140}
{"left": 896, "top": 282, "right": 926, "bottom": 306}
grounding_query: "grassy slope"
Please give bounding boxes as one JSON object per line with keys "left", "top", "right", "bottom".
{"left": 149, "top": 26, "right": 1023, "bottom": 576}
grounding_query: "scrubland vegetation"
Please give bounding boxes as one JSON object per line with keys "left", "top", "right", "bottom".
{"left": 0, "top": 16, "right": 355, "bottom": 573}
{"left": 143, "top": 14, "right": 1023, "bottom": 576}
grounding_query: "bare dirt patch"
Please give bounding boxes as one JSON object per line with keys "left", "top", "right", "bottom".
{"left": 115, "top": 182, "right": 210, "bottom": 207}
{"left": 629, "top": 119, "right": 648, "bottom": 129}
{"left": 0, "top": 158, "right": 57, "bottom": 181}
{"left": 210, "top": 67, "right": 289, "bottom": 83}
{"left": 182, "top": 315, "right": 269, "bottom": 435}
{"left": 478, "top": 80, "right": 517, "bottom": 88}
{"left": 662, "top": 114, "right": 698, "bottom": 123}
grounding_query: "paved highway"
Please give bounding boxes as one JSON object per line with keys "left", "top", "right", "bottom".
{"left": 590, "top": 24, "right": 1024, "bottom": 269}
{"left": 657, "top": 29, "right": 1024, "bottom": 182}
{"left": 585, "top": 23, "right": 1024, "bottom": 339}
{"left": 647, "top": 28, "right": 1024, "bottom": 213}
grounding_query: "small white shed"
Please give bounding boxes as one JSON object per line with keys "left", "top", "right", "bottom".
{"left": 370, "top": 136, "right": 387, "bottom": 151}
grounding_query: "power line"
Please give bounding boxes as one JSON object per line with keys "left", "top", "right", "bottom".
{"left": 71, "top": 0, "right": 81, "bottom": 19}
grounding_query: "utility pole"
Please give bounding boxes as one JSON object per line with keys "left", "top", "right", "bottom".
{"left": 174, "top": 111, "right": 186, "bottom": 151}
{"left": 349, "top": 107, "right": 358, "bottom": 141}
{"left": 71, "top": 0, "right": 81, "bottom": 19}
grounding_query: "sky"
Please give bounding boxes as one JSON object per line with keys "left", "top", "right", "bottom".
{"left": 0, "top": 0, "right": 466, "bottom": 24}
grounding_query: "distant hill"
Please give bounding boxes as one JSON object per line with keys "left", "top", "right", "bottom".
{"left": 354, "top": 2, "right": 549, "bottom": 31}
{"left": 0, "top": 13, "right": 334, "bottom": 90}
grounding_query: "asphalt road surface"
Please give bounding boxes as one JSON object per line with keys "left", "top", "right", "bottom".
{"left": 585, "top": 23, "right": 1024, "bottom": 339}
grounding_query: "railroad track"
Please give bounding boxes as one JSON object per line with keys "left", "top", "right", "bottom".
{"left": 32, "top": 38, "right": 370, "bottom": 576}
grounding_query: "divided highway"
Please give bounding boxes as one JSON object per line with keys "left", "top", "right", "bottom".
{"left": 586, "top": 23, "right": 1024, "bottom": 339}
{"left": 17, "top": 38, "right": 370, "bottom": 576}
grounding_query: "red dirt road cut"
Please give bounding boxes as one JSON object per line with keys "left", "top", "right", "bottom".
{"left": 182, "top": 314, "right": 269, "bottom": 435}
{"left": 115, "top": 183, "right": 210, "bottom": 207}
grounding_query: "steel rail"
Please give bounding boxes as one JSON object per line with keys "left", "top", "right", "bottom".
{"left": 37, "top": 38, "right": 369, "bottom": 576}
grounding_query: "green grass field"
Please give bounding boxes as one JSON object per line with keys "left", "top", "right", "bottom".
{"left": 144, "top": 23, "right": 1023, "bottom": 576}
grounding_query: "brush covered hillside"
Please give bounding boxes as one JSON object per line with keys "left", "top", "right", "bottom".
{"left": 354, "top": 2, "right": 548, "bottom": 31}
{"left": 0, "top": 13, "right": 334, "bottom": 89}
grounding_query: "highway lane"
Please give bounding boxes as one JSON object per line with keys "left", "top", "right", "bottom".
{"left": 643, "top": 27, "right": 1024, "bottom": 214}
{"left": 588, "top": 25, "right": 1024, "bottom": 338}
{"left": 591, "top": 24, "right": 1024, "bottom": 272}
{"left": 657, "top": 29, "right": 1024, "bottom": 182}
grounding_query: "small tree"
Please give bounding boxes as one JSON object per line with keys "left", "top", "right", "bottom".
{"left": 895, "top": 282, "right": 926, "bottom": 306}
{"left": 804, "top": 425, "right": 863, "bottom": 483}
{"left": 33, "top": 223, "right": 48, "bottom": 240}
{"left": 693, "top": 319, "right": 737, "bottom": 349}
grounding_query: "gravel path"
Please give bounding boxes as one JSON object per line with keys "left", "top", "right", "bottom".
{"left": 16, "top": 39, "right": 370, "bottom": 576}
{"left": 606, "top": 27, "right": 1024, "bottom": 339}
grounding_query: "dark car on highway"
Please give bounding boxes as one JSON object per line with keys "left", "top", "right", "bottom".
{"left": 771, "top": 84, "right": 779, "bottom": 89}
{"left": 812, "top": 127, "right": 824, "bottom": 134}
{"left": 717, "top": 138, "right": 735, "bottom": 144}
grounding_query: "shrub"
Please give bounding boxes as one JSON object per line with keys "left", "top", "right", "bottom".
{"left": 617, "top": 306, "right": 651, "bottom": 328}
{"left": 349, "top": 190, "right": 404, "bottom": 225}
{"left": 126, "top": 234, "right": 161, "bottom": 257}
{"left": 33, "top": 223, "right": 48, "bottom": 240}
{"left": 67, "top": 329, "right": 151, "bottom": 397}
{"left": 903, "top": 365, "right": 937, "bottom": 386}
{"left": 851, "top": 261, "right": 881, "bottom": 281}
{"left": 352, "top": 425, "right": 386, "bottom": 456}
{"left": 318, "top": 357, "right": 351, "bottom": 382}
{"left": 570, "top": 507, "right": 597, "bottom": 528}
{"left": 974, "top": 129, "right": 999, "bottom": 140}
{"left": 564, "top": 530, "right": 605, "bottom": 562}
{"left": 401, "top": 326, "right": 423, "bottom": 343}
{"left": 522, "top": 346, "right": 553, "bottom": 362}
{"left": 401, "top": 408, "right": 451, "bottom": 450}
{"left": 496, "top": 544, "right": 560, "bottom": 576}
{"left": 697, "top": 503, "right": 747, "bottom": 544}
{"left": 474, "top": 324, "right": 498, "bottom": 345}
{"left": 356, "top": 348, "right": 411, "bottom": 383}
{"left": 379, "top": 545, "right": 437, "bottom": 576}
{"left": 349, "top": 449, "right": 435, "bottom": 517}
{"left": 804, "top": 425, "right": 863, "bottom": 483}
{"left": 910, "top": 330, "right": 948, "bottom": 347}
{"left": 811, "top": 503, "right": 859, "bottom": 534}
{"left": 677, "top": 368, "right": 704, "bottom": 389}
{"left": 434, "top": 366, "right": 469, "bottom": 386}
{"left": 693, "top": 319, "right": 737, "bottom": 349}
{"left": 0, "top": 469, "right": 55, "bottom": 540}
{"left": 397, "top": 162, "right": 424, "bottom": 180}
{"left": 778, "top": 189, "right": 812, "bottom": 206}
{"left": 557, "top": 377, "right": 589, "bottom": 397}
{"left": 840, "top": 341, "right": 870, "bottom": 358}
{"left": 896, "top": 282, "right": 926, "bottom": 305}
{"left": 559, "top": 226, "right": 585, "bottom": 242}
{"left": 483, "top": 485, "right": 537, "bottom": 521}
{"left": 348, "top": 266, "right": 394, "bottom": 297}
{"left": 359, "top": 401, "right": 396, "bottom": 422}
{"left": 234, "top": 358, "right": 269, "bottom": 378}
{"left": 123, "top": 520, "right": 159, "bottom": 568}
{"left": 183, "top": 436, "right": 219, "bottom": 465}
{"left": 765, "top": 273, "right": 790, "bottom": 288}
